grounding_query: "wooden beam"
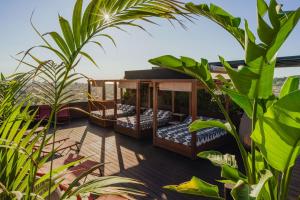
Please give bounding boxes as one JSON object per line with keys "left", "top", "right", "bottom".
{"left": 120, "top": 88, "right": 123, "bottom": 103}
{"left": 171, "top": 91, "right": 175, "bottom": 113}
{"left": 191, "top": 80, "right": 197, "bottom": 158}
{"left": 153, "top": 82, "right": 158, "bottom": 142}
{"left": 191, "top": 80, "right": 198, "bottom": 120}
{"left": 87, "top": 80, "right": 92, "bottom": 113}
{"left": 89, "top": 80, "right": 105, "bottom": 87}
{"left": 147, "top": 85, "right": 151, "bottom": 108}
{"left": 189, "top": 92, "right": 192, "bottom": 116}
{"left": 136, "top": 81, "right": 141, "bottom": 136}
{"left": 114, "top": 81, "right": 117, "bottom": 119}
{"left": 159, "top": 82, "right": 192, "bottom": 92}
{"left": 102, "top": 82, "right": 106, "bottom": 117}
{"left": 102, "top": 82, "right": 106, "bottom": 101}
{"left": 119, "top": 80, "right": 137, "bottom": 89}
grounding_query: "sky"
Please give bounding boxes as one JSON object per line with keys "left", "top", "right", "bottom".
{"left": 0, "top": 0, "right": 300, "bottom": 80}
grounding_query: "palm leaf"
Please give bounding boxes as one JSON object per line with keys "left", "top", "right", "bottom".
{"left": 59, "top": 16, "right": 76, "bottom": 53}
{"left": 72, "top": 0, "right": 83, "bottom": 49}
{"left": 79, "top": 51, "right": 98, "bottom": 67}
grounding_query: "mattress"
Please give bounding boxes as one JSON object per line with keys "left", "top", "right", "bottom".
{"left": 90, "top": 104, "right": 135, "bottom": 119}
{"left": 156, "top": 116, "right": 227, "bottom": 146}
{"left": 116, "top": 109, "right": 172, "bottom": 130}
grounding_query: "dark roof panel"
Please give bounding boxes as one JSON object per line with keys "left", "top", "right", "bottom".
{"left": 124, "top": 55, "right": 300, "bottom": 79}
{"left": 125, "top": 68, "right": 192, "bottom": 79}
{"left": 210, "top": 55, "right": 300, "bottom": 68}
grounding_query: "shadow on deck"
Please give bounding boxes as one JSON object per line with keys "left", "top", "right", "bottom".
{"left": 56, "top": 119, "right": 300, "bottom": 200}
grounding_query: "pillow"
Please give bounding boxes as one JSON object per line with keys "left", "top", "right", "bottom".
{"left": 117, "top": 104, "right": 135, "bottom": 112}
{"left": 143, "top": 108, "right": 153, "bottom": 116}
{"left": 158, "top": 110, "right": 172, "bottom": 119}
{"left": 183, "top": 116, "right": 193, "bottom": 124}
{"left": 157, "top": 110, "right": 164, "bottom": 117}
{"left": 117, "top": 104, "right": 123, "bottom": 110}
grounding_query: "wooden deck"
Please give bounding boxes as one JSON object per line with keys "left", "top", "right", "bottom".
{"left": 55, "top": 119, "right": 300, "bottom": 200}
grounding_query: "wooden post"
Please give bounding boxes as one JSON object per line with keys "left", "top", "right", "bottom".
{"left": 136, "top": 80, "right": 141, "bottom": 137}
{"left": 87, "top": 80, "right": 92, "bottom": 113}
{"left": 147, "top": 85, "right": 151, "bottom": 108}
{"left": 153, "top": 82, "right": 158, "bottom": 143}
{"left": 102, "top": 81, "right": 106, "bottom": 117}
{"left": 171, "top": 91, "right": 175, "bottom": 113}
{"left": 189, "top": 92, "right": 192, "bottom": 115}
{"left": 191, "top": 80, "right": 197, "bottom": 159}
{"left": 114, "top": 81, "right": 117, "bottom": 119}
{"left": 120, "top": 88, "right": 123, "bottom": 103}
{"left": 102, "top": 81, "right": 106, "bottom": 101}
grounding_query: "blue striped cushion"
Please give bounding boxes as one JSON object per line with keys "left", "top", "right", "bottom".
{"left": 91, "top": 104, "right": 135, "bottom": 119}
{"left": 143, "top": 108, "right": 153, "bottom": 116}
{"left": 157, "top": 116, "right": 227, "bottom": 146}
{"left": 116, "top": 110, "right": 172, "bottom": 130}
{"left": 117, "top": 104, "right": 135, "bottom": 115}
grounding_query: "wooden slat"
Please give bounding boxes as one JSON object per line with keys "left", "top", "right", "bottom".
{"left": 147, "top": 86, "right": 151, "bottom": 108}
{"left": 136, "top": 81, "right": 141, "bottom": 135}
{"left": 191, "top": 80, "right": 197, "bottom": 158}
{"left": 55, "top": 120, "right": 300, "bottom": 200}
{"left": 88, "top": 80, "right": 92, "bottom": 113}
{"left": 153, "top": 82, "right": 158, "bottom": 140}
{"left": 120, "top": 88, "right": 123, "bottom": 102}
{"left": 102, "top": 84, "right": 106, "bottom": 101}
{"left": 114, "top": 81, "right": 117, "bottom": 118}
{"left": 119, "top": 80, "right": 137, "bottom": 89}
{"left": 159, "top": 82, "right": 192, "bottom": 92}
{"left": 89, "top": 80, "right": 105, "bottom": 87}
{"left": 171, "top": 91, "right": 175, "bottom": 113}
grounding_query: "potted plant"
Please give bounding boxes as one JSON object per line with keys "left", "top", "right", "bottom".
{"left": 149, "top": 0, "right": 300, "bottom": 199}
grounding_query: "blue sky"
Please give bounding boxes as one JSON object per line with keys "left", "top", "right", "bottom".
{"left": 0, "top": 0, "right": 300, "bottom": 79}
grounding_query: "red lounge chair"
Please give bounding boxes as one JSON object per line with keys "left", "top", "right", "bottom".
{"left": 23, "top": 126, "right": 45, "bottom": 137}
{"left": 35, "top": 137, "right": 80, "bottom": 156}
{"left": 38, "top": 153, "right": 85, "bottom": 174}
{"left": 36, "top": 105, "right": 70, "bottom": 123}
{"left": 36, "top": 105, "right": 51, "bottom": 121}
{"left": 38, "top": 153, "right": 103, "bottom": 200}
{"left": 57, "top": 107, "right": 71, "bottom": 123}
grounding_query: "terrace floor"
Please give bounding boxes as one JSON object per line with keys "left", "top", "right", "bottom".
{"left": 55, "top": 119, "right": 300, "bottom": 200}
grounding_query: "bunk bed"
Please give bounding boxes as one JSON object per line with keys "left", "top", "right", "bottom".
{"left": 87, "top": 79, "right": 136, "bottom": 127}
{"left": 152, "top": 79, "right": 230, "bottom": 159}
{"left": 114, "top": 80, "right": 171, "bottom": 139}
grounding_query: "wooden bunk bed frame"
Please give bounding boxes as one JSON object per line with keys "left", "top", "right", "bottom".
{"left": 152, "top": 79, "right": 231, "bottom": 159}
{"left": 114, "top": 80, "right": 153, "bottom": 139}
{"left": 88, "top": 79, "right": 121, "bottom": 127}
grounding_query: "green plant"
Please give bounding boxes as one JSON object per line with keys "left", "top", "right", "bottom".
{"left": 0, "top": 74, "right": 77, "bottom": 199}
{"left": 0, "top": 74, "right": 145, "bottom": 200}
{"left": 0, "top": 73, "right": 35, "bottom": 121}
{"left": 8, "top": 0, "right": 190, "bottom": 199}
{"left": 149, "top": 0, "right": 300, "bottom": 199}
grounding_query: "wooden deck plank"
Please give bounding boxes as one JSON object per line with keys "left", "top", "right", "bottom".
{"left": 55, "top": 120, "right": 300, "bottom": 200}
